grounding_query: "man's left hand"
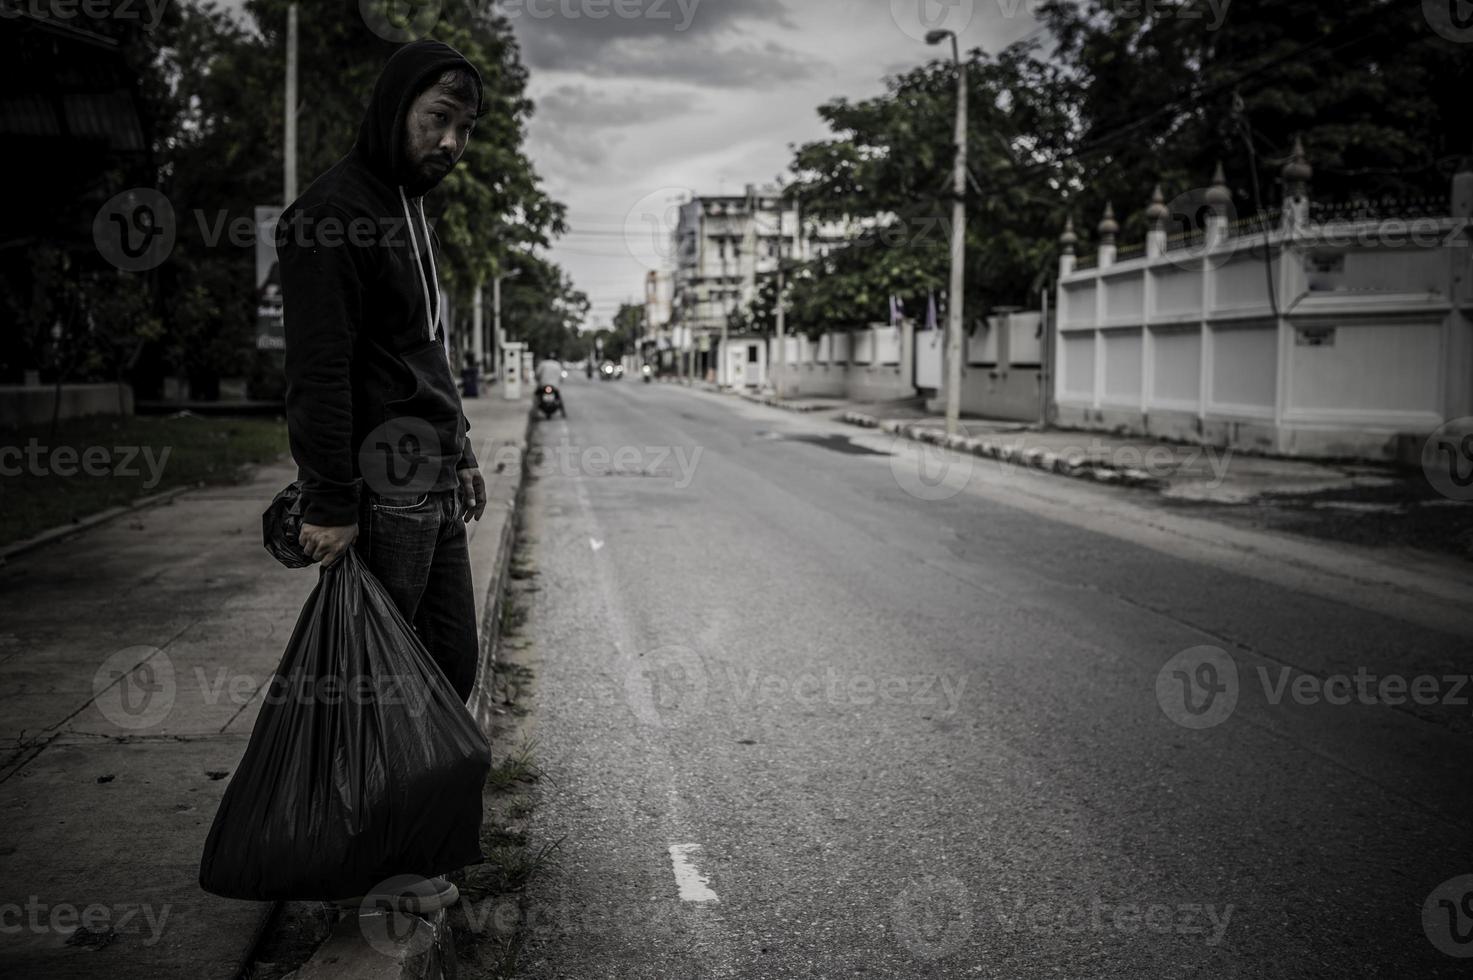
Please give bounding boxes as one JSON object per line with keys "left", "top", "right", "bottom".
{"left": 459, "top": 468, "right": 487, "bottom": 523}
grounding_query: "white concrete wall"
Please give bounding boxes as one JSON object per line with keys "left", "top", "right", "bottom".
{"left": 1053, "top": 205, "right": 1472, "bottom": 460}
{"left": 874, "top": 326, "right": 902, "bottom": 365}
{"left": 915, "top": 331, "right": 943, "bottom": 389}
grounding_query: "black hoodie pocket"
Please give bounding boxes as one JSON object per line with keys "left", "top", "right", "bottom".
{"left": 385, "top": 338, "right": 462, "bottom": 428}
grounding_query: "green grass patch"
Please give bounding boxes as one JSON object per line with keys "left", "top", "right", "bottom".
{"left": 485, "top": 739, "right": 541, "bottom": 794}
{"left": 0, "top": 414, "right": 288, "bottom": 547}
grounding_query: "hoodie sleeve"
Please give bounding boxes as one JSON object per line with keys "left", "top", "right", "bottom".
{"left": 281, "top": 204, "right": 365, "bottom": 527}
{"left": 458, "top": 414, "right": 479, "bottom": 471}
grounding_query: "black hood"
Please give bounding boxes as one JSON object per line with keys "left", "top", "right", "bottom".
{"left": 354, "top": 39, "right": 482, "bottom": 197}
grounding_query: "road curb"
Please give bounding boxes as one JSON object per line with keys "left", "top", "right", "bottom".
{"left": 842, "top": 411, "right": 1163, "bottom": 490}
{"left": 295, "top": 908, "right": 454, "bottom": 980}
{"left": 735, "top": 391, "right": 835, "bottom": 413}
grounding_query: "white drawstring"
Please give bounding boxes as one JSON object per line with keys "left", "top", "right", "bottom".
{"left": 398, "top": 186, "right": 440, "bottom": 342}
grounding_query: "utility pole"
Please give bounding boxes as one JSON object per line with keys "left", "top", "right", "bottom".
{"left": 492, "top": 273, "right": 502, "bottom": 381}
{"left": 472, "top": 283, "right": 485, "bottom": 375}
{"left": 774, "top": 198, "right": 785, "bottom": 397}
{"left": 283, "top": 3, "right": 298, "bottom": 206}
{"left": 928, "top": 29, "right": 967, "bottom": 437}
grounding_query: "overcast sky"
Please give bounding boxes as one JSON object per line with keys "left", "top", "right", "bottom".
{"left": 512, "top": 0, "right": 1047, "bottom": 328}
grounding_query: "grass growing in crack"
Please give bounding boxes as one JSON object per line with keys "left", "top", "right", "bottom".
{"left": 485, "top": 739, "right": 541, "bottom": 794}
{"left": 455, "top": 506, "right": 555, "bottom": 980}
{"left": 474, "top": 837, "right": 563, "bottom": 897}
{"left": 494, "top": 660, "right": 534, "bottom": 714}
{"left": 499, "top": 590, "right": 529, "bottom": 635}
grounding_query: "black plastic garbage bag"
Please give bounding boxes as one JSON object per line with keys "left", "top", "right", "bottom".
{"left": 262, "top": 481, "right": 313, "bottom": 569}
{"left": 199, "top": 547, "right": 492, "bottom": 901}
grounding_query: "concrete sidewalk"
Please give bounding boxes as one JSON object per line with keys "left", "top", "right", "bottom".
{"left": 0, "top": 392, "right": 531, "bottom": 980}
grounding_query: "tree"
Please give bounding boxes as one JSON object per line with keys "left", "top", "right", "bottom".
{"left": 500, "top": 254, "right": 590, "bottom": 360}
{"left": 776, "top": 40, "right": 1078, "bottom": 337}
{"left": 757, "top": 2, "right": 1472, "bottom": 339}
{"left": 1039, "top": 0, "right": 1473, "bottom": 238}
{"left": 7, "top": 0, "right": 572, "bottom": 398}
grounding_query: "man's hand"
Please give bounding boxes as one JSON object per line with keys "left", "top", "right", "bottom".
{"left": 300, "top": 523, "right": 359, "bottom": 568}
{"left": 459, "top": 468, "right": 487, "bottom": 523}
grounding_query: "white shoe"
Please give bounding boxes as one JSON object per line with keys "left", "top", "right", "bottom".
{"left": 335, "top": 875, "right": 460, "bottom": 914}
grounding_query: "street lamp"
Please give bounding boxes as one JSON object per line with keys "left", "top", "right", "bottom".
{"left": 927, "top": 28, "right": 967, "bottom": 438}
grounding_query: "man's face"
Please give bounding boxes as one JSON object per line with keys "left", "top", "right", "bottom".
{"left": 402, "top": 80, "right": 477, "bottom": 187}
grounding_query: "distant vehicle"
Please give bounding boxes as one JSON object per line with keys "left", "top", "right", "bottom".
{"left": 537, "top": 385, "right": 565, "bottom": 419}
{"left": 599, "top": 361, "right": 619, "bottom": 381}
{"left": 641, "top": 364, "right": 653, "bottom": 383}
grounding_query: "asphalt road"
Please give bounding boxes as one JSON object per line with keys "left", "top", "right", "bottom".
{"left": 505, "top": 376, "right": 1473, "bottom": 980}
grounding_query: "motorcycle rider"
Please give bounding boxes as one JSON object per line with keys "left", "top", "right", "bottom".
{"left": 535, "top": 353, "right": 566, "bottom": 417}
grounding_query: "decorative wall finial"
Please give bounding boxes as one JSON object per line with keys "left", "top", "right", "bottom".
{"left": 1097, "top": 201, "right": 1119, "bottom": 244}
{"left": 1060, "top": 214, "right": 1078, "bottom": 255}
{"left": 1145, "top": 184, "right": 1169, "bottom": 229}
{"left": 1281, "top": 136, "right": 1312, "bottom": 201}
{"left": 1205, "top": 162, "right": 1232, "bottom": 213}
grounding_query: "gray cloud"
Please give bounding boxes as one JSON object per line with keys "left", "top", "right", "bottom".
{"left": 537, "top": 84, "right": 697, "bottom": 128}
{"left": 504, "top": 0, "right": 813, "bottom": 87}
{"left": 491, "top": 0, "right": 795, "bottom": 42}
{"left": 542, "top": 35, "right": 813, "bottom": 86}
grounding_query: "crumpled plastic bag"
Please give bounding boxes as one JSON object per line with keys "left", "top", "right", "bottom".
{"left": 262, "top": 481, "right": 313, "bottom": 569}
{"left": 199, "top": 548, "right": 491, "bottom": 901}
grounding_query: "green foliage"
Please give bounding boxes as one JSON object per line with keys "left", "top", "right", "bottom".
{"left": 585, "top": 303, "right": 645, "bottom": 364}
{"left": 745, "top": 2, "right": 1471, "bottom": 337}
{"left": 500, "top": 254, "right": 590, "bottom": 360}
{"left": 11, "top": 0, "right": 572, "bottom": 395}
{"left": 765, "top": 41, "right": 1076, "bottom": 337}
{"left": 1039, "top": 0, "right": 1473, "bottom": 246}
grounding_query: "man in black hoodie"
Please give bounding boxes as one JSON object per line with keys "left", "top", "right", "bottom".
{"left": 280, "top": 40, "right": 487, "bottom": 710}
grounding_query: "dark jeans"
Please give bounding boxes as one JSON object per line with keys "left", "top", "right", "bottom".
{"left": 354, "top": 488, "right": 478, "bottom": 703}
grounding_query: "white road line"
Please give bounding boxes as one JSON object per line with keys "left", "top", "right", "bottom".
{"left": 667, "top": 844, "right": 719, "bottom": 903}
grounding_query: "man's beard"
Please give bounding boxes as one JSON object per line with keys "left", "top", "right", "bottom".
{"left": 414, "top": 154, "right": 455, "bottom": 188}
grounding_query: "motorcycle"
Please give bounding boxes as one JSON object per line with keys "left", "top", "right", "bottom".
{"left": 641, "top": 364, "right": 653, "bottom": 384}
{"left": 538, "top": 385, "right": 565, "bottom": 420}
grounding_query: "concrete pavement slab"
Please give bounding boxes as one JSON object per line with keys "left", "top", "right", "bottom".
{"left": 0, "top": 458, "right": 310, "bottom": 978}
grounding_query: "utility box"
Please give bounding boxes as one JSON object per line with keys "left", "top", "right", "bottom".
{"left": 502, "top": 343, "right": 526, "bottom": 400}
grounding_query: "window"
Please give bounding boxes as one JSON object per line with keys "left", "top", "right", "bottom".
{"left": 747, "top": 346, "right": 759, "bottom": 363}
